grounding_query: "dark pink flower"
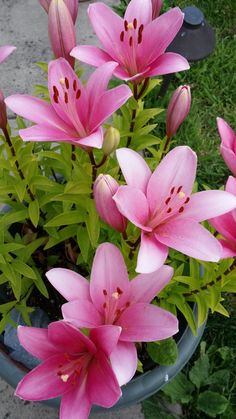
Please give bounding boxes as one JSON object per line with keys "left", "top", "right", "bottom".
{"left": 166, "top": 85, "right": 191, "bottom": 138}
{"left": 47, "top": 243, "right": 178, "bottom": 385}
{"left": 15, "top": 321, "right": 122, "bottom": 419}
{"left": 217, "top": 117, "right": 236, "bottom": 177}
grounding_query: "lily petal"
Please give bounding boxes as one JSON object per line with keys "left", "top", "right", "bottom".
{"left": 90, "top": 325, "right": 121, "bottom": 356}
{"left": 220, "top": 145, "right": 236, "bottom": 177}
{"left": 116, "top": 148, "right": 152, "bottom": 193}
{"left": 5, "top": 94, "right": 70, "bottom": 131}
{"left": 87, "top": 61, "right": 118, "bottom": 111}
{"left": 155, "top": 218, "right": 222, "bottom": 262}
{"left": 48, "top": 321, "right": 96, "bottom": 354}
{"left": 139, "top": 8, "right": 184, "bottom": 65}
{"left": 71, "top": 45, "right": 112, "bottom": 68}
{"left": 110, "top": 341, "right": 137, "bottom": 386}
{"left": 130, "top": 265, "right": 174, "bottom": 303}
{"left": 113, "top": 186, "right": 151, "bottom": 231}
{"left": 19, "top": 125, "right": 77, "bottom": 143}
{"left": 145, "top": 52, "right": 190, "bottom": 77}
{"left": 119, "top": 302, "right": 178, "bottom": 341}
{"left": 136, "top": 232, "right": 168, "bottom": 273}
{"left": 210, "top": 212, "right": 236, "bottom": 244}
{"left": 87, "top": 351, "right": 121, "bottom": 408}
{"left": 0, "top": 46, "right": 16, "bottom": 64}
{"left": 124, "top": 0, "right": 152, "bottom": 26}
{"left": 90, "top": 243, "right": 130, "bottom": 312}
{"left": 219, "top": 239, "right": 236, "bottom": 258}
{"left": 77, "top": 127, "right": 104, "bottom": 149}
{"left": 217, "top": 117, "right": 236, "bottom": 149}
{"left": 17, "top": 326, "right": 58, "bottom": 360}
{"left": 147, "top": 146, "right": 197, "bottom": 213}
{"left": 46, "top": 268, "right": 90, "bottom": 302}
{"left": 60, "top": 380, "right": 91, "bottom": 419}
{"left": 62, "top": 300, "right": 103, "bottom": 328}
{"left": 15, "top": 354, "right": 72, "bottom": 400}
{"left": 88, "top": 2, "right": 124, "bottom": 62}
{"left": 181, "top": 190, "right": 236, "bottom": 222}
{"left": 90, "top": 85, "right": 132, "bottom": 132}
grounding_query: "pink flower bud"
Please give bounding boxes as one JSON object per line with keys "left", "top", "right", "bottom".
{"left": 217, "top": 117, "right": 236, "bottom": 177}
{"left": 0, "top": 90, "right": 7, "bottom": 130}
{"left": 39, "top": 0, "right": 78, "bottom": 23}
{"left": 94, "top": 174, "right": 127, "bottom": 233}
{"left": 151, "top": 0, "right": 163, "bottom": 19}
{"left": 166, "top": 85, "right": 191, "bottom": 138}
{"left": 48, "top": 0, "right": 76, "bottom": 67}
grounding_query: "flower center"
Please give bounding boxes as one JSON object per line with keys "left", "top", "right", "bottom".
{"left": 102, "top": 287, "right": 130, "bottom": 324}
{"left": 149, "top": 185, "right": 191, "bottom": 228}
{"left": 52, "top": 76, "right": 87, "bottom": 137}
{"left": 57, "top": 352, "right": 91, "bottom": 386}
{"left": 120, "top": 18, "right": 144, "bottom": 46}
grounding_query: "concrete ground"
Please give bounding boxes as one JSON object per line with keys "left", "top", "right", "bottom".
{"left": 0, "top": 0, "right": 145, "bottom": 417}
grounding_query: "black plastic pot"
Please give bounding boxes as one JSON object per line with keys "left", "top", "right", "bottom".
{"left": 0, "top": 304, "right": 206, "bottom": 412}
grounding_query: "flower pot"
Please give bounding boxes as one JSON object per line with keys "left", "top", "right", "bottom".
{"left": 0, "top": 304, "right": 206, "bottom": 412}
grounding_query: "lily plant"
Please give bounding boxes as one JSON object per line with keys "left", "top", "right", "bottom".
{"left": 0, "top": 0, "right": 235, "bottom": 418}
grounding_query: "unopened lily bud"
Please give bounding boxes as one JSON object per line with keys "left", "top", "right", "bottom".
{"left": 94, "top": 174, "right": 127, "bottom": 233}
{"left": 48, "top": 0, "right": 76, "bottom": 67}
{"left": 0, "top": 90, "right": 7, "bottom": 130}
{"left": 102, "top": 127, "right": 120, "bottom": 156}
{"left": 40, "top": 0, "right": 79, "bottom": 23}
{"left": 151, "top": 0, "right": 163, "bottom": 19}
{"left": 166, "top": 85, "right": 191, "bottom": 138}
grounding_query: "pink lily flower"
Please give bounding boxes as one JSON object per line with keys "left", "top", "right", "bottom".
{"left": 46, "top": 243, "right": 178, "bottom": 385}
{"left": 71, "top": 1, "right": 189, "bottom": 82}
{"left": 152, "top": 0, "right": 163, "bottom": 19}
{"left": 39, "top": 0, "right": 79, "bottom": 23}
{"left": 5, "top": 58, "right": 132, "bottom": 149}
{"left": 209, "top": 176, "right": 236, "bottom": 258}
{"left": 0, "top": 46, "right": 16, "bottom": 64}
{"left": 48, "top": 0, "right": 76, "bottom": 67}
{"left": 217, "top": 117, "right": 236, "bottom": 177}
{"left": 15, "top": 321, "right": 122, "bottom": 419}
{"left": 113, "top": 146, "right": 236, "bottom": 273}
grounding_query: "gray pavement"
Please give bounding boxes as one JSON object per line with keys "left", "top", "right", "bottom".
{"left": 0, "top": 0, "right": 145, "bottom": 417}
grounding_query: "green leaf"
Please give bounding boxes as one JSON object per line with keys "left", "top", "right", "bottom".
{"left": 197, "top": 391, "right": 229, "bottom": 417}
{"left": 194, "top": 292, "right": 208, "bottom": 326}
{"left": 28, "top": 200, "right": 40, "bottom": 228}
{"left": 0, "top": 243, "right": 25, "bottom": 254}
{"left": 134, "top": 108, "right": 163, "bottom": 130}
{"left": 31, "top": 269, "right": 49, "bottom": 298}
{"left": 207, "top": 369, "right": 230, "bottom": 387}
{"left": 147, "top": 338, "right": 178, "bottom": 366}
{"left": 14, "top": 182, "right": 26, "bottom": 202}
{"left": 16, "top": 116, "right": 27, "bottom": 129}
{"left": 0, "top": 263, "right": 21, "bottom": 300}
{"left": 11, "top": 260, "right": 37, "bottom": 280}
{"left": 44, "top": 225, "right": 76, "bottom": 250}
{"left": 85, "top": 200, "right": 100, "bottom": 248}
{"left": 162, "top": 372, "right": 194, "bottom": 404}
{"left": 1, "top": 209, "right": 28, "bottom": 226}
{"left": 76, "top": 226, "right": 90, "bottom": 263}
{"left": 189, "top": 354, "right": 210, "bottom": 389}
{"left": 45, "top": 211, "right": 85, "bottom": 227}
{"left": 142, "top": 393, "right": 176, "bottom": 419}
{"left": 167, "top": 293, "right": 197, "bottom": 335}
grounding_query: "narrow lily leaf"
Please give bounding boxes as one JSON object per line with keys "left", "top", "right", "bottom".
{"left": 45, "top": 211, "right": 85, "bottom": 227}
{"left": 28, "top": 200, "right": 40, "bottom": 228}
{"left": 44, "top": 225, "right": 76, "bottom": 250}
{"left": 77, "top": 226, "right": 90, "bottom": 263}
{"left": 11, "top": 260, "right": 37, "bottom": 280}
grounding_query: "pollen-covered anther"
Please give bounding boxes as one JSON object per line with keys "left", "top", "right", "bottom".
{"left": 127, "top": 22, "right": 134, "bottom": 30}
{"left": 59, "top": 78, "right": 66, "bottom": 87}
{"left": 124, "top": 20, "right": 128, "bottom": 31}
{"left": 178, "top": 191, "right": 186, "bottom": 199}
{"left": 116, "top": 287, "right": 123, "bottom": 295}
{"left": 112, "top": 291, "right": 119, "bottom": 300}
{"left": 60, "top": 374, "right": 69, "bottom": 382}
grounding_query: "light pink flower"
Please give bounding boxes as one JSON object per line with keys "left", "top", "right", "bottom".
{"left": 94, "top": 174, "right": 127, "bottom": 233}
{"left": 5, "top": 58, "right": 132, "bottom": 149}
{"left": 48, "top": 0, "right": 76, "bottom": 67}
{"left": 166, "top": 85, "right": 191, "bottom": 138}
{"left": 152, "top": 0, "right": 163, "bottom": 19}
{"left": 217, "top": 117, "right": 236, "bottom": 177}
{"left": 71, "top": 1, "right": 189, "bottom": 81}
{"left": 46, "top": 243, "right": 178, "bottom": 385}
{"left": 113, "top": 146, "right": 236, "bottom": 273}
{"left": 209, "top": 176, "right": 236, "bottom": 258}
{"left": 15, "top": 321, "right": 122, "bottom": 419}
{"left": 0, "top": 46, "right": 16, "bottom": 64}
{"left": 39, "top": 0, "right": 79, "bottom": 23}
